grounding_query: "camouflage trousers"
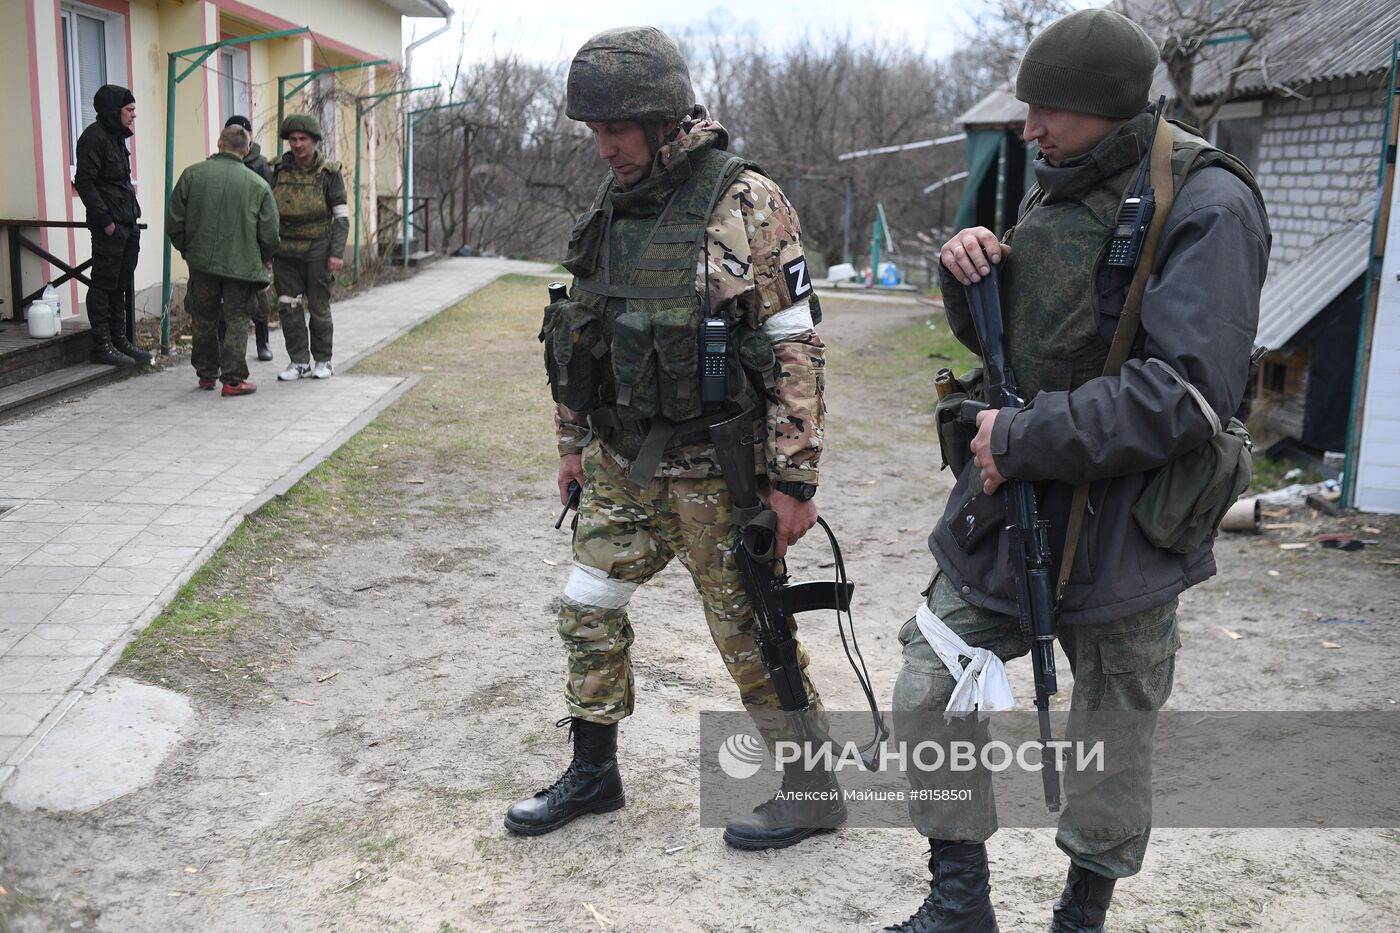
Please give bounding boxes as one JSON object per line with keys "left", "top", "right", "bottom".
{"left": 186, "top": 270, "right": 258, "bottom": 385}
{"left": 273, "top": 243, "right": 333, "bottom": 364}
{"left": 559, "top": 443, "right": 822, "bottom": 743}
{"left": 892, "top": 570, "right": 1180, "bottom": 879}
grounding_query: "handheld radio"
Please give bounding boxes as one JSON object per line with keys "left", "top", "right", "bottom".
{"left": 699, "top": 315, "right": 729, "bottom": 404}
{"left": 1105, "top": 97, "right": 1167, "bottom": 270}
{"left": 699, "top": 233, "right": 729, "bottom": 406}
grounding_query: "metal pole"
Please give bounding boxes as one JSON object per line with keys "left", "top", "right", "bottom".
{"left": 277, "top": 77, "right": 286, "bottom": 158}
{"left": 403, "top": 108, "right": 411, "bottom": 267}
{"left": 461, "top": 126, "right": 470, "bottom": 250}
{"left": 161, "top": 53, "right": 176, "bottom": 353}
{"left": 352, "top": 85, "right": 438, "bottom": 281}
{"left": 843, "top": 176, "right": 853, "bottom": 265}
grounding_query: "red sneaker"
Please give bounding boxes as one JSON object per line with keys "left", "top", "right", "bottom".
{"left": 221, "top": 380, "right": 257, "bottom": 397}
{"left": 198, "top": 377, "right": 217, "bottom": 390}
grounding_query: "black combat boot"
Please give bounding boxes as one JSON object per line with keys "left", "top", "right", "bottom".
{"left": 504, "top": 717, "right": 624, "bottom": 836}
{"left": 1049, "top": 863, "right": 1115, "bottom": 932}
{"left": 722, "top": 760, "right": 847, "bottom": 850}
{"left": 255, "top": 321, "right": 274, "bottom": 361}
{"left": 108, "top": 314, "right": 152, "bottom": 366}
{"left": 881, "top": 839, "right": 999, "bottom": 932}
{"left": 90, "top": 324, "right": 135, "bottom": 367}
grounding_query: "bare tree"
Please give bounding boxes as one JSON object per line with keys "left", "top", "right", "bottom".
{"left": 1133, "top": 0, "right": 1305, "bottom": 128}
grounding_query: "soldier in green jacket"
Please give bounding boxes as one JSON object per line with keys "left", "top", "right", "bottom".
{"left": 271, "top": 114, "right": 348, "bottom": 381}
{"left": 167, "top": 124, "right": 280, "bottom": 396}
{"left": 881, "top": 10, "right": 1269, "bottom": 933}
{"left": 224, "top": 115, "right": 275, "bottom": 361}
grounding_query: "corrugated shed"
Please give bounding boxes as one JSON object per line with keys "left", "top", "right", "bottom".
{"left": 1254, "top": 221, "right": 1372, "bottom": 349}
{"left": 1125, "top": 0, "right": 1400, "bottom": 99}
{"left": 957, "top": 88, "right": 1026, "bottom": 127}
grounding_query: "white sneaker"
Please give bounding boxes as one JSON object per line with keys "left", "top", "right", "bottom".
{"left": 278, "top": 362, "right": 312, "bottom": 381}
{"left": 312, "top": 361, "right": 334, "bottom": 379}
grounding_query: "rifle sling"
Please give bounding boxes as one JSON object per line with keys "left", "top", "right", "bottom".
{"left": 1055, "top": 113, "right": 1176, "bottom": 601}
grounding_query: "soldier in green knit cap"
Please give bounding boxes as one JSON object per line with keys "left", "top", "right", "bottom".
{"left": 881, "top": 10, "right": 1270, "bottom": 933}
{"left": 271, "top": 113, "right": 348, "bottom": 381}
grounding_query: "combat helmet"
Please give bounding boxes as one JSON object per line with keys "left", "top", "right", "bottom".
{"left": 566, "top": 26, "right": 694, "bottom": 123}
{"left": 280, "top": 113, "right": 323, "bottom": 140}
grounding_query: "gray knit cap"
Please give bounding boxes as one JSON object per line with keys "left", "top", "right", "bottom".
{"left": 1015, "top": 10, "right": 1159, "bottom": 119}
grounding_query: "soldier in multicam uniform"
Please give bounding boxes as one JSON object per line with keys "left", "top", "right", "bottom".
{"left": 271, "top": 114, "right": 348, "bottom": 382}
{"left": 506, "top": 25, "right": 842, "bottom": 850}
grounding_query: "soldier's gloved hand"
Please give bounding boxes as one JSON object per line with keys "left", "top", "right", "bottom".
{"left": 558, "top": 454, "right": 585, "bottom": 505}
{"left": 769, "top": 491, "right": 817, "bottom": 559}
{"left": 940, "top": 227, "right": 1009, "bottom": 286}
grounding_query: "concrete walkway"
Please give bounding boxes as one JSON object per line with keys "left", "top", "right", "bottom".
{"left": 0, "top": 257, "right": 551, "bottom": 794}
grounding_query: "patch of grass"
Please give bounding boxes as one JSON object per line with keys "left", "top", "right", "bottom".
{"left": 357, "top": 833, "right": 402, "bottom": 864}
{"left": 119, "top": 276, "right": 558, "bottom": 691}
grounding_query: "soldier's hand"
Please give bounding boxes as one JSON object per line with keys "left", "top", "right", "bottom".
{"left": 558, "top": 454, "right": 585, "bottom": 504}
{"left": 940, "top": 227, "right": 1008, "bottom": 286}
{"left": 327, "top": 257, "right": 345, "bottom": 272}
{"left": 103, "top": 223, "right": 116, "bottom": 237}
{"left": 970, "top": 409, "right": 1007, "bottom": 495}
{"left": 769, "top": 491, "right": 817, "bottom": 559}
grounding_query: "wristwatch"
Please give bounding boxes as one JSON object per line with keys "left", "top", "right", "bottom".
{"left": 774, "top": 480, "right": 817, "bottom": 502}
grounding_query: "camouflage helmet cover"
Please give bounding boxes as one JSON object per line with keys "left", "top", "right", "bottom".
{"left": 280, "top": 113, "right": 323, "bottom": 140}
{"left": 566, "top": 26, "right": 694, "bottom": 123}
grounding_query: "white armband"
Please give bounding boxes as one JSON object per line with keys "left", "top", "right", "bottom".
{"left": 331, "top": 204, "right": 349, "bottom": 220}
{"left": 760, "top": 300, "right": 814, "bottom": 342}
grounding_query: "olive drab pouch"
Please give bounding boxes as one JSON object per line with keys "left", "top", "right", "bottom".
{"left": 650, "top": 304, "right": 703, "bottom": 421}
{"left": 610, "top": 309, "right": 660, "bottom": 419}
{"left": 1131, "top": 416, "right": 1253, "bottom": 554}
{"left": 934, "top": 367, "right": 984, "bottom": 478}
{"left": 540, "top": 298, "right": 605, "bottom": 412}
{"left": 734, "top": 326, "right": 777, "bottom": 403}
{"left": 562, "top": 209, "right": 607, "bottom": 278}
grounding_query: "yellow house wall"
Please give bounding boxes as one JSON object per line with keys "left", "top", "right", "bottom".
{"left": 13, "top": 0, "right": 412, "bottom": 326}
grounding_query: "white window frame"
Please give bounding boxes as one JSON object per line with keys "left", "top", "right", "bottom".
{"left": 219, "top": 46, "right": 252, "bottom": 128}
{"left": 61, "top": 2, "right": 129, "bottom": 173}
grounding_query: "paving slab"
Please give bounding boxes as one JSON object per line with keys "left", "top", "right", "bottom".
{"left": 0, "top": 257, "right": 549, "bottom": 797}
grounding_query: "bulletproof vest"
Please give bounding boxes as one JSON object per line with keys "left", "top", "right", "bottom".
{"left": 273, "top": 156, "right": 334, "bottom": 244}
{"left": 545, "top": 141, "right": 776, "bottom": 463}
{"left": 1000, "top": 115, "right": 1263, "bottom": 401}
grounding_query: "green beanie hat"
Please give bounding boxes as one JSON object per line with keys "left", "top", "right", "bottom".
{"left": 1015, "top": 9, "right": 1159, "bottom": 119}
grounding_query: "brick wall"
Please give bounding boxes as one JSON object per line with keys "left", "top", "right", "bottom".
{"left": 1253, "top": 73, "right": 1388, "bottom": 268}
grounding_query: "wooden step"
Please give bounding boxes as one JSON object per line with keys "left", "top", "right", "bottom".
{"left": 0, "top": 320, "right": 94, "bottom": 390}
{"left": 0, "top": 362, "right": 129, "bottom": 422}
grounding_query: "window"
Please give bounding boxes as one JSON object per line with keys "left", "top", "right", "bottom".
{"left": 310, "top": 73, "right": 338, "bottom": 160}
{"left": 1211, "top": 100, "right": 1264, "bottom": 172}
{"left": 219, "top": 46, "right": 251, "bottom": 126}
{"left": 61, "top": 7, "right": 107, "bottom": 166}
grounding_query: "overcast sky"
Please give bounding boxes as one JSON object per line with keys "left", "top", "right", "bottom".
{"left": 402, "top": 0, "right": 1003, "bottom": 77}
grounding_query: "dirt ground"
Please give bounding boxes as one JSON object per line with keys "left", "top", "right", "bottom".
{"left": 3, "top": 286, "right": 1399, "bottom": 933}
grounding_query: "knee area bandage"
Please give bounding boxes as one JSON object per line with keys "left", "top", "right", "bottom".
{"left": 563, "top": 563, "right": 638, "bottom": 610}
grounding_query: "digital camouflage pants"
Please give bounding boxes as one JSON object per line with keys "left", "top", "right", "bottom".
{"left": 560, "top": 444, "right": 822, "bottom": 743}
{"left": 273, "top": 243, "right": 333, "bottom": 364}
{"left": 893, "top": 570, "right": 1180, "bottom": 879}
{"left": 186, "top": 269, "right": 258, "bottom": 385}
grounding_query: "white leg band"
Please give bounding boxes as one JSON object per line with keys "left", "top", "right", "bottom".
{"left": 564, "top": 563, "right": 639, "bottom": 610}
{"left": 913, "top": 603, "right": 1015, "bottom": 714}
{"left": 761, "top": 300, "right": 815, "bottom": 341}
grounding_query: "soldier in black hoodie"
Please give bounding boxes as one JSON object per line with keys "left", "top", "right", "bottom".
{"left": 73, "top": 84, "right": 152, "bottom": 367}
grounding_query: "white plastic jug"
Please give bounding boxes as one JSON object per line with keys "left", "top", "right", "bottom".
{"left": 27, "top": 299, "right": 61, "bottom": 339}
{"left": 41, "top": 283, "right": 62, "bottom": 318}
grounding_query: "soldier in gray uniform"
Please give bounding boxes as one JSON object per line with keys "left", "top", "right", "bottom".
{"left": 271, "top": 114, "right": 348, "bottom": 381}
{"left": 881, "top": 10, "right": 1270, "bottom": 933}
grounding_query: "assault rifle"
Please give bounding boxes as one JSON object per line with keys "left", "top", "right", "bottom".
{"left": 959, "top": 269, "right": 1062, "bottom": 812}
{"left": 709, "top": 413, "right": 887, "bottom": 763}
